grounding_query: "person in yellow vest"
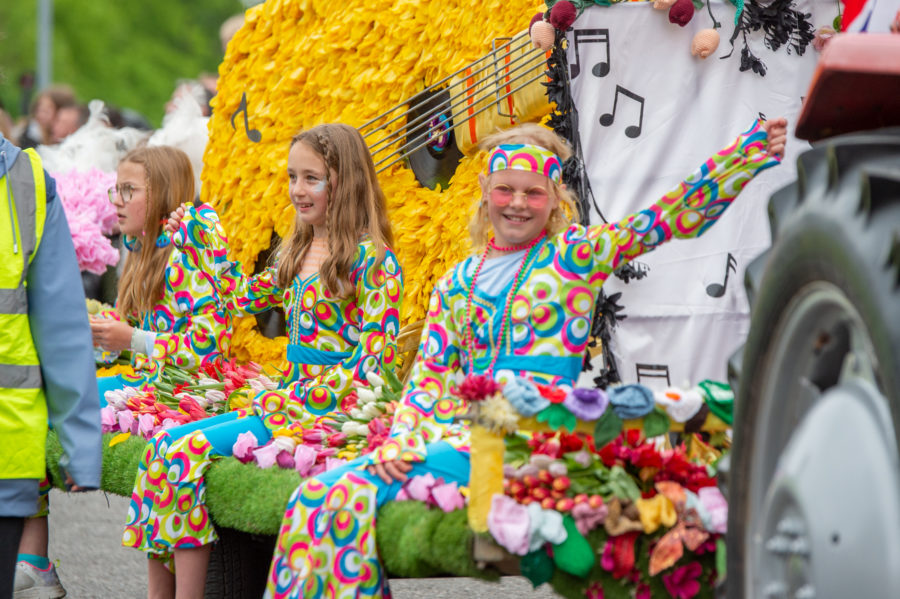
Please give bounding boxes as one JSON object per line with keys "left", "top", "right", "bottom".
{"left": 0, "top": 133, "right": 101, "bottom": 599}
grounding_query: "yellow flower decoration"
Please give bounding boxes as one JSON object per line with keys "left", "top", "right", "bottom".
{"left": 203, "top": 0, "right": 551, "bottom": 363}
{"left": 96, "top": 364, "right": 136, "bottom": 378}
{"left": 635, "top": 493, "right": 678, "bottom": 534}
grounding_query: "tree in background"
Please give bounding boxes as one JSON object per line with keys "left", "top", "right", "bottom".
{"left": 0, "top": 0, "right": 244, "bottom": 127}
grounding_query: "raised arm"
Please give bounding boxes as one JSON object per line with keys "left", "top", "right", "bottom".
{"left": 586, "top": 117, "right": 784, "bottom": 280}
{"left": 169, "top": 203, "right": 283, "bottom": 316}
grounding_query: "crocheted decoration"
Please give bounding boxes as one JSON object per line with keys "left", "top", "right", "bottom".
{"left": 529, "top": 11, "right": 545, "bottom": 33}
{"left": 652, "top": 0, "right": 677, "bottom": 10}
{"left": 668, "top": 0, "right": 695, "bottom": 27}
{"left": 691, "top": 29, "right": 720, "bottom": 58}
{"left": 530, "top": 20, "right": 556, "bottom": 50}
{"left": 549, "top": 0, "right": 577, "bottom": 30}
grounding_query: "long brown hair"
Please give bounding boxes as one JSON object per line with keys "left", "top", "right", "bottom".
{"left": 470, "top": 123, "right": 580, "bottom": 250}
{"left": 276, "top": 124, "right": 393, "bottom": 297}
{"left": 116, "top": 146, "right": 195, "bottom": 318}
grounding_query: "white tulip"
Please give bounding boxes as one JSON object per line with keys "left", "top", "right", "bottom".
{"left": 365, "top": 371, "right": 385, "bottom": 387}
{"left": 357, "top": 388, "right": 377, "bottom": 404}
{"left": 273, "top": 436, "right": 297, "bottom": 453}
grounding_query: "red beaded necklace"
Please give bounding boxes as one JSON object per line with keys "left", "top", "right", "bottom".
{"left": 462, "top": 231, "right": 546, "bottom": 377}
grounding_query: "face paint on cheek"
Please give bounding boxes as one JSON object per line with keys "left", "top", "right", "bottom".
{"left": 311, "top": 179, "right": 326, "bottom": 194}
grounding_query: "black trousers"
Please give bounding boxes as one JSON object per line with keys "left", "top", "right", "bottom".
{"left": 0, "top": 517, "right": 24, "bottom": 599}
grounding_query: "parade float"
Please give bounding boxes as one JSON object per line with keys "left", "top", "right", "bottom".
{"left": 46, "top": 0, "right": 900, "bottom": 597}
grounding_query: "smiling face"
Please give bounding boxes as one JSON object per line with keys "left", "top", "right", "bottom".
{"left": 287, "top": 141, "right": 330, "bottom": 232}
{"left": 481, "top": 168, "right": 558, "bottom": 248}
{"left": 113, "top": 161, "right": 149, "bottom": 237}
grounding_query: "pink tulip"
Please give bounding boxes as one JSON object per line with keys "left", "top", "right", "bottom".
{"left": 253, "top": 442, "right": 281, "bottom": 469}
{"left": 232, "top": 431, "right": 259, "bottom": 464}
{"left": 293, "top": 444, "right": 318, "bottom": 476}
{"left": 100, "top": 407, "right": 117, "bottom": 433}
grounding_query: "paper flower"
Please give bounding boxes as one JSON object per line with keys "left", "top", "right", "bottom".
{"left": 662, "top": 562, "right": 702, "bottom": 599}
{"left": 253, "top": 442, "right": 281, "bottom": 469}
{"left": 654, "top": 387, "right": 703, "bottom": 422}
{"left": 487, "top": 494, "right": 531, "bottom": 556}
{"left": 503, "top": 376, "right": 549, "bottom": 416}
{"left": 455, "top": 373, "right": 502, "bottom": 402}
{"left": 697, "top": 487, "right": 728, "bottom": 534}
{"left": 635, "top": 493, "right": 677, "bottom": 534}
{"left": 564, "top": 387, "right": 609, "bottom": 420}
{"left": 526, "top": 502, "right": 567, "bottom": 551}
{"left": 431, "top": 481, "right": 466, "bottom": 512}
{"left": 477, "top": 394, "right": 520, "bottom": 435}
{"left": 405, "top": 473, "right": 437, "bottom": 502}
{"left": 572, "top": 501, "right": 608, "bottom": 535}
{"left": 608, "top": 384, "right": 655, "bottom": 420}
{"left": 52, "top": 168, "right": 120, "bottom": 274}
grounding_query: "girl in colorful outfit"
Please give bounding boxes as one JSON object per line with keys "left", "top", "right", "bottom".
{"left": 124, "top": 123, "right": 403, "bottom": 599}
{"left": 90, "top": 145, "right": 233, "bottom": 395}
{"left": 264, "top": 116, "right": 789, "bottom": 598}
{"left": 13, "top": 146, "right": 232, "bottom": 599}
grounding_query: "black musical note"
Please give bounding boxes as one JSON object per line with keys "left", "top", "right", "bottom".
{"left": 230, "top": 92, "right": 262, "bottom": 143}
{"left": 599, "top": 85, "right": 644, "bottom": 138}
{"left": 706, "top": 252, "right": 737, "bottom": 298}
{"left": 569, "top": 29, "right": 610, "bottom": 79}
{"left": 636, "top": 363, "right": 671, "bottom": 386}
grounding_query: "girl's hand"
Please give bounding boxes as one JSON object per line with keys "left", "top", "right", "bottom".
{"left": 764, "top": 117, "right": 788, "bottom": 158}
{"left": 164, "top": 204, "right": 187, "bottom": 235}
{"left": 89, "top": 318, "right": 133, "bottom": 352}
{"left": 367, "top": 459, "right": 413, "bottom": 484}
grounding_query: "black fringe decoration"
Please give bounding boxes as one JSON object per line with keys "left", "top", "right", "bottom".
{"left": 723, "top": 0, "right": 816, "bottom": 77}
{"left": 541, "top": 28, "right": 649, "bottom": 387}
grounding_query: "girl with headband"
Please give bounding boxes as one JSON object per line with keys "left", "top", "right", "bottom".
{"left": 264, "top": 116, "right": 788, "bottom": 598}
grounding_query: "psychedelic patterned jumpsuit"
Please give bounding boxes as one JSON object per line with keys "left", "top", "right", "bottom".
{"left": 264, "top": 119, "right": 780, "bottom": 598}
{"left": 122, "top": 219, "right": 404, "bottom": 561}
{"left": 96, "top": 203, "right": 233, "bottom": 397}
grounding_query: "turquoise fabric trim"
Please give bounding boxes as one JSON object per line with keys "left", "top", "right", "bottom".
{"left": 472, "top": 354, "right": 582, "bottom": 382}
{"left": 286, "top": 344, "right": 351, "bottom": 367}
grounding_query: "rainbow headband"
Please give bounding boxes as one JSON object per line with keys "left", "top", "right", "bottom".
{"left": 487, "top": 143, "right": 562, "bottom": 184}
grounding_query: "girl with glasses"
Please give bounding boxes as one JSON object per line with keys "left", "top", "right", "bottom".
{"left": 90, "top": 145, "right": 232, "bottom": 396}
{"left": 123, "top": 124, "right": 402, "bottom": 598}
{"left": 263, "top": 116, "right": 788, "bottom": 599}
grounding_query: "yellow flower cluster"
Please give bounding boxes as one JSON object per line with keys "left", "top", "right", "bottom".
{"left": 203, "top": 0, "right": 549, "bottom": 363}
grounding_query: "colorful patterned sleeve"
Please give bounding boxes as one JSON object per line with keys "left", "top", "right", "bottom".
{"left": 254, "top": 244, "right": 404, "bottom": 430}
{"left": 146, "top": 268, "right": 228, "bottom": 370}
{"left": 365, "top": 274, "right": 466, "bottom": 466}
{"left": 170, "top": 203, "right": 283, "bottom": 316}
{"left": 585, "top": 118, "right": 781, "bottom": 278}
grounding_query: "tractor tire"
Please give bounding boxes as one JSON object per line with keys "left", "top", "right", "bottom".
{"left": 204, "top": 528, "right": 276, "bottom": 599}
{"left": 726, "top": 129, "right": 900, "bottom": 598}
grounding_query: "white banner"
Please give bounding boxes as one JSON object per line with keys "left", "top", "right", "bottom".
{"left": 568, "top": 1, "right": 830, "bottom": 389}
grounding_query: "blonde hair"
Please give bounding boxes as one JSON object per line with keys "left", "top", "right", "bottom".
{"left": 276, "top": 124, "right": 394, "bottom": 298}
{"left": 469, "top": 123, "right": 579, "bottom": 250}
{"left": 116, "top": 146, "right": 195, "bottom": 318}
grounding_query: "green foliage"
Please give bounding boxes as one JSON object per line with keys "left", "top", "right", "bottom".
{"left": 0, "top": 0, "right": 243, "bottom": 126}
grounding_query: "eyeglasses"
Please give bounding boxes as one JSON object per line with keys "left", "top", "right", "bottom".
{"left": 488, "top": 184, "right": 551, "bottom": 208}
{"left": 107, "top": 184, "right": 148, "bottom": 204}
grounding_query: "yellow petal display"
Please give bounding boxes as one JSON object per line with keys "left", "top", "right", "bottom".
{"left": 204, "top": 0, "right": 551, "bottom": 363}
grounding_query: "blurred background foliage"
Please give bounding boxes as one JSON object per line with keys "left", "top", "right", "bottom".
{"left": 0, "top": 0, "right": 244, "bottom": 127}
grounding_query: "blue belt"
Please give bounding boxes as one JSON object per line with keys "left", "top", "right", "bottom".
{"left": 471, "top": 354, "right": 582, "bottom": 382}
{"left": 286, "top": 344, "right": 352, "bottom": 366}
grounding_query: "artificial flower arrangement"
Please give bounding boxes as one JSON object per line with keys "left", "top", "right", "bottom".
{"left": 457, "top": 374, "right": 732, "bottom": 598}
{"left": 52, "top": 168, "right": 120, "bottom": 275}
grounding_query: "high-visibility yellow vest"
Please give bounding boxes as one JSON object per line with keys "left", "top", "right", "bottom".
{"left": 0, "top": 147, "right": 48, "bottom": 480}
